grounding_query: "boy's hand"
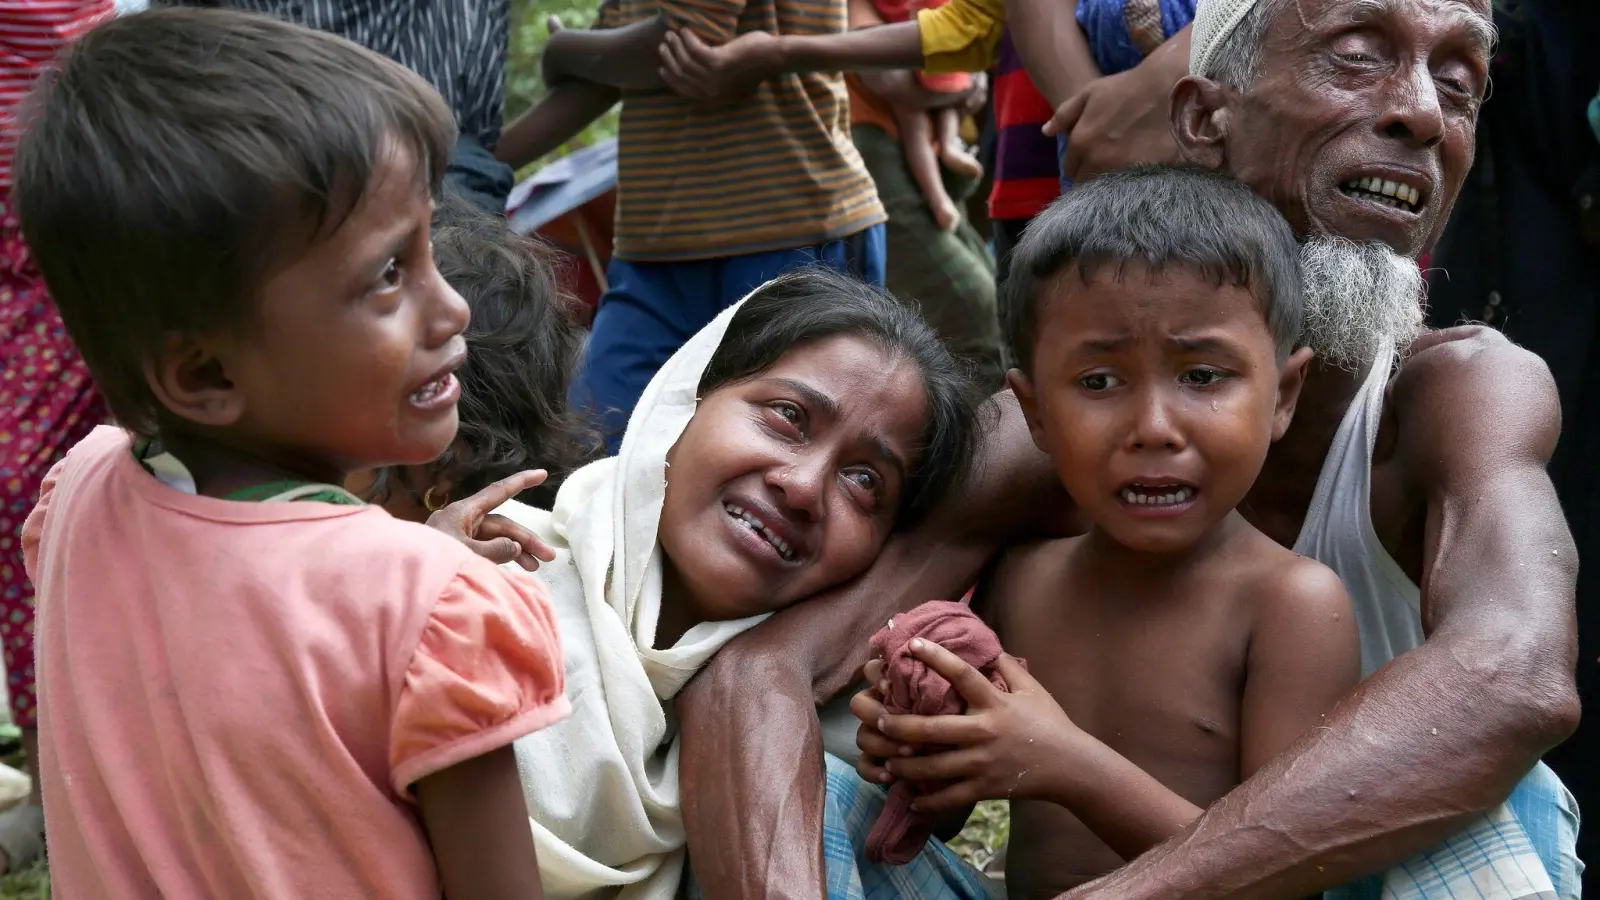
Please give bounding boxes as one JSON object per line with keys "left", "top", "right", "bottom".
{"left": 869, "top": 639, "right": 1084, "bottom": 812}
{"left": 659, "top": 29, "right": 780, "bottom": 102}
{"left": 851, "top": 658, "right": 901, "bottom": 784}
{"left": 427, "top": 471, "right": 559, "bottom": 572}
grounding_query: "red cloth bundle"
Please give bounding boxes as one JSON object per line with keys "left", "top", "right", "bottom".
{"left": 864, "top": 600, "right": 1010, "bottom": 865}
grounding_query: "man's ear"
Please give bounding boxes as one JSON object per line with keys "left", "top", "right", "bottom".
{"left": 1006, "top": 368, "right": 1050, "bottom": 454}
{"left": 143, "top": 333, "right": 246, "bottom": 430}
{"left": 1171, "top": 75, "right": 1234, "bottom": 170}
{"left": 1272, "top": 346, "right": 1316, "bottom": 441}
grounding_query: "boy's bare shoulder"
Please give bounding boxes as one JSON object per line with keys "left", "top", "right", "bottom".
{"left": 1233, "top": 528, "right": 1352, "bottom": 623}
{"left": 992, "top": 535, "right": 1082, "bottom": 587}
{"left": 977, "top": 535, "right": 1083, "bottom": 622}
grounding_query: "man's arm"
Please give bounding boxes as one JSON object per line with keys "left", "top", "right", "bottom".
{"left": 1003, "top": 0, "right": 1098, "bottom": 108}
{"left": 676, "top": 394, "right": 1074, "bottom": 900}
{"left": 496, "top": 82, "right": 621, "bottom": 170}
{"left": 1063, "top": 329, "right": 1580, "bottom": 900}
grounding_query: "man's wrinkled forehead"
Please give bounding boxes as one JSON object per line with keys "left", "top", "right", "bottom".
{"left": 1284, "top": 0, "right": 1494, "bottom": 53}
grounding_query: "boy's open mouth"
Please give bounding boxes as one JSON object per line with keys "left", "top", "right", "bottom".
{"left": 1117, "top": 483, "right": 1197, "bottom": 507}
{"left": 725, "top": 502, "right": 798, "bottom": 561}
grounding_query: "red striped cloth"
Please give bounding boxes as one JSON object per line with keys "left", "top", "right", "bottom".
{"left": 0, "top": 0, "right": 116, "bottom": 189}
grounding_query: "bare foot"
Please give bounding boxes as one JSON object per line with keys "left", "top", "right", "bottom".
{"left": 939, "top": 143, "right": 983, "bottom": 179}
{"left": 931, "top": 195, "right": 961, "bottom": 232}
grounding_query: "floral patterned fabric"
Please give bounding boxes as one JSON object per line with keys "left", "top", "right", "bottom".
{"left": 0, "top": 194, "right": 107, "bottom": 726}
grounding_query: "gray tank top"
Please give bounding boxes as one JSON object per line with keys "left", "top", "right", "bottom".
{"left": 1292, "top": 343, "right": 1423, "bottom": 677}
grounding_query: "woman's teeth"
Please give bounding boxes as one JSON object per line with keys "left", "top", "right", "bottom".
{"left": 1120, "top": 486, "right": 1195, "bottom": 506}
{"left": 1340, "top": 176, "right": 1421, "bottom": 212}
{"left": 410, "top": 373, "right": 453, "bottom": 403}
{"left": 725, "top": 503, "right": 796, "bottom": 560}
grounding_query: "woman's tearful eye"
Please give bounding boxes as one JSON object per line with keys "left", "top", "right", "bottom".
{"left": 844, "top": 468, "right": 881, "bottom": 507}
{"left": 767, "top": 400, "right": 806, "bottom": 435}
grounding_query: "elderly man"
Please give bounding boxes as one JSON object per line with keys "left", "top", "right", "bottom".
{"left": 672, "top": 0, "right": 1583, "bottom": 897}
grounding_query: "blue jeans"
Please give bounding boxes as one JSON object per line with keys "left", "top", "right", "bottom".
{"left": 570, "top": 226, "right": 888, "bottom": 452}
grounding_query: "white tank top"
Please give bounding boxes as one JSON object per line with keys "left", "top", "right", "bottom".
{"left": 1292, "top": 344, "right": 1424, "bottom": 677}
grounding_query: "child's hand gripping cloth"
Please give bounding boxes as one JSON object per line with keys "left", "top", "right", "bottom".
{"left": 865, "top": 600, "right": 1009, "bottom": 865}
{"left": 493, "top": 287, "right": 773, "bottom": 900}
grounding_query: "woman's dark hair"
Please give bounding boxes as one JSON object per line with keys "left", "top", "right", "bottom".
{"left": 422, "top": 193, "right": 597, "bottom": 507}
{"left": 699, "top": 268, "right": 985, "bottom": 527}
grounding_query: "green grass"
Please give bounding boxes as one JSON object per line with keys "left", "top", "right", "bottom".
{"left": 0, "top": 859, "right": 47, "bottom": 900}
{"left": 950, "top": 799, "right": 1010, "bottom": 874}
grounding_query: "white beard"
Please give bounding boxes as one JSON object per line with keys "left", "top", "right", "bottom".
{"left": 1298, "top": 236, "right": 1425, "bottom": 370}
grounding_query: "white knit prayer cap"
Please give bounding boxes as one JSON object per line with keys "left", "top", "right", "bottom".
{"left": 1190, "top": 0, "right": 1265, "bottom": 77}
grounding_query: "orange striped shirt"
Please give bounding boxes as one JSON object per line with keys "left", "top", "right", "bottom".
{"left": 599, "top": 0, "right": 884, "bottom": 261}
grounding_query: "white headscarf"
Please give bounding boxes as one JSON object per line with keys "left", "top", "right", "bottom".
{"left": 497, "top": 290, "right": 770, "bottom": 900}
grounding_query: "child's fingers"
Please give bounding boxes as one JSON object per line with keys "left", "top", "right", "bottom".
{"left": 856, "top": 753, "right": 893, "bottom": 785}
{"left": 992, "top": 654, "right": 1039, "bottom": 692}
{"left": 671, "top": 32, "right": 718, "bottom": 96}
{"left": 878, "top": 711, "right": 989, "bottom": 746}
{"left": 886, "top": 746, "right": 985, "bottom": 784}
{"left": 855, "top": 721, "right": 905, "bottom": 763}
{"left": 476, "top": 516, "right": 557, "bottom": 571}
{"left": 469, "top": 535, "right": 526, "bottom": 566}
{"left": 456, "top": 470, "right": 548, "bottom": 516}
{"left": 907, "top": 638, "right": 1002, "bottom": 708}
{"left": 849, "top": 684, "right": 887, "bottom": 724}
{"left": 862, "top": 657, "right": 885, "bottom": 687}
{"left": 480, "top": 515, "right": 558, "bottom": 561}
{"left": 678, "top": 28, "right": 714, "bottom": 58}
{"left": 660, "top": 39, "right": 710, "bottom": 99}
{"left": 909, "top": 780, "right": 984, "bottom": 814}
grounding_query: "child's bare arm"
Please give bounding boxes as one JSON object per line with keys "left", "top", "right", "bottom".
{"left": 1239, "top": 560, "right": 1362, "bottom": 779}
{"left": 545, "top": 15, "right": 672, "bottom": 90}
{"left": 417, "top": 745, "right": 545, "bottom": 899}
{"left": 497, "top": 81, "right": 621, "bottom": 171}
{"left": 658, "top": 22, "right": 923, "bottom": 100}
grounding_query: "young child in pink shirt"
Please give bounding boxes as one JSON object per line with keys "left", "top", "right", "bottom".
{"left": 15, "top": 9, "right": 569, "bottom": 899}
